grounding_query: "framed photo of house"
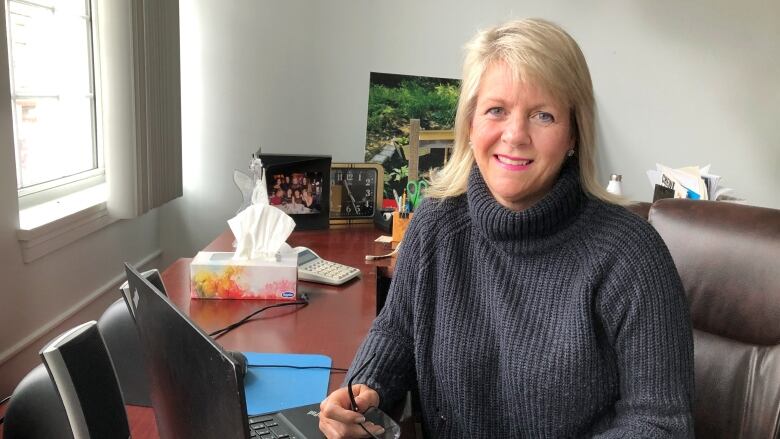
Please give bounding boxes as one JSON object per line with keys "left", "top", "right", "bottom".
{"left": 363, "top": 72, "right": 460, "bottom": 202}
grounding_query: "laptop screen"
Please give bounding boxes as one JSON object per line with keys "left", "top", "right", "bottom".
{"left": 123, "top": 263, "right": 249, "bottom": 439}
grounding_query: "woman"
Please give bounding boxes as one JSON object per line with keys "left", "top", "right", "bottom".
{"left": 269, "top": 188, "right": 284, "bottom": 206}
{"left": 302, "top": 188, "right": 314, "bottom": 208}
{"left": 320, "top": 19, "right": 694, "bottom": 438}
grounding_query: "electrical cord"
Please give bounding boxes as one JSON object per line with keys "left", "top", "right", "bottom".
{"left": 365, "top": 242, "right": 401, "bottom": 261}
{"left": 0, "top": 394, "right": 9, "bottom": 425}
{"left": 208, "top": 296, "right": 309, "bottom": 339}
{"left": 248, "top": 364, "right": 348, "bottom": 373}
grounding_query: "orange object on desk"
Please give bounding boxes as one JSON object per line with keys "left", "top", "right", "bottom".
{"left": 391, "top": 211, "right": 413, "bottom": 243}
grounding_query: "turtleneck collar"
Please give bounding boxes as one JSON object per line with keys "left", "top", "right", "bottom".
{"left": 466, "top": 159, "right": 587, "bottom": 254}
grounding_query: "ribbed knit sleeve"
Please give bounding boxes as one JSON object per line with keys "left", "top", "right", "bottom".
{"left": 589, "top": 211, "right": 695, "bottom": 437}
{"left": 346, "top": 200, "right": 434, "bottom": 410}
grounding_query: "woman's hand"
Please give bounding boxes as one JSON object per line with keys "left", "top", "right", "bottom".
{"left": 319, "top": 384, "right": 384, "bottom": 438}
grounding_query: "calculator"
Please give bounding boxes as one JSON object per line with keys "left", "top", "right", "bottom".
{"left": 293, "top": 246, "right": 361, "bottom": 285}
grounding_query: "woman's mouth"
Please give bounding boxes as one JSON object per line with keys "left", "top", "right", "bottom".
{"left": 495, "top": 154, "right": 533, "bottom": 169}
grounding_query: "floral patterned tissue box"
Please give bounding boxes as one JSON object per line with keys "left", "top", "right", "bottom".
{"left": 190, "top": 251, "right": 298, "bottom": 300}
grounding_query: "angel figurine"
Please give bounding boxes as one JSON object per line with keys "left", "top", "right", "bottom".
{"left": 233, "top": 154, "right": 268, "bottom": 214}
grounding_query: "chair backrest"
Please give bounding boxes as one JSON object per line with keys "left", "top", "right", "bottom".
{"left": 649, "top": 198, "right": 780, "bottom": 438}
{"left": 626, "top": 201, "right": 652, "bottom": 220}
{"left": 4, "top": 321, "right": 130, "bottom": 439}
{"left": 97, "top": 299, "right": 152, "bottom": 406}
{"left": 96, "top": 268, "right": 166, "bottom": 407}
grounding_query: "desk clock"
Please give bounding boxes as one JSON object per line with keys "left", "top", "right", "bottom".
{"left": 329, "top": 163, "right": 384, "bottom": 225}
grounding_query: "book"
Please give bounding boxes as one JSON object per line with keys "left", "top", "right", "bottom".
{"left": 646, "top": 163, "right": 739, "bottom": 201}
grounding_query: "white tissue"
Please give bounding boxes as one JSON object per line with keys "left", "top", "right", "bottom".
{"left": 228, "top": 157, "right": 296, "bottom": 261}
{"left": 228, "top": 203, "right": 296, "bottom": 261}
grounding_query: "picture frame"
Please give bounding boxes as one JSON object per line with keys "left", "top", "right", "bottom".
{"left": 257, "top": 153, "right": 332, "bottom": 231}
{"left": 363, "top": 72, "right": 459, "bottom": 202}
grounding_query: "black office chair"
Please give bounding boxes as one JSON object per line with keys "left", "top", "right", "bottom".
{"left": 96, "top": 268, "right": 166, "bottom": 406}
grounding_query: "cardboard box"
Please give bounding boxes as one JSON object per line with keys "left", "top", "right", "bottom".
{"left": 190, "top": 251, "right": 298, "bottom": 300}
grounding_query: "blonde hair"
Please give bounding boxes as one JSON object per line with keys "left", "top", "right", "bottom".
{"left": 427, "top": 18, "right": 624, "bottom": 205}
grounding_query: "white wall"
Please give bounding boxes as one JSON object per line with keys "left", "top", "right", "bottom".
{"left": 306, "top": 0, "right": 780, "bottom": 206}
{"left": 164, "top": 0, "right": 779, "bottom": 265}
{"left": 0, "top": 2, "right": 162, "bottom": 396}
{"left": 160, "top": 0, "right": 318, "bottom": 262}
{"left": 0, "top": 176, "right": 162, "bottom": 396}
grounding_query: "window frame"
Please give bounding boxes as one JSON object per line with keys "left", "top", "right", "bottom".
{"left": 7, "top": 0, "right": 105, "bottom": 209}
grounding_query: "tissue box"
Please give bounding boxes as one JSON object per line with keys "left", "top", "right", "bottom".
{"left": 190, "top": 251, "right": 298, "bottom": 300}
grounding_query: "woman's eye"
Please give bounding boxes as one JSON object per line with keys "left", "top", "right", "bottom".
{"left": 486, "top": 107, "right": 505, "bottom": 117}
{"left": 532, "top": 112, "right": 555, "bottom": 125}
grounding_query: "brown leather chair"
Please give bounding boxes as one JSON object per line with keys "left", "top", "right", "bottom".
{"left": 626, "top": 201, "right": 652, "bottom": 220}
{"left": 649, "top": 198, "right": 780, "bottom": 438}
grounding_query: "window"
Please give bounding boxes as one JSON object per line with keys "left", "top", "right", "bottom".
{"left": 6, "top": 0, "right": 182, "bottom": 262}
{"left": 6, "top": 0, "right": 101, "bottom": 206}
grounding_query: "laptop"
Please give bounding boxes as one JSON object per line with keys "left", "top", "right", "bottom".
{"left": 123, "top": 263, "right": 325, "bottom": 439}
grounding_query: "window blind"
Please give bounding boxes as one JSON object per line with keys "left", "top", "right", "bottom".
{"left": 102, "top": 0, "right": 182, "bottom": 219}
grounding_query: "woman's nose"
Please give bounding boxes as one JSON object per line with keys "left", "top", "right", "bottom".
{"left": 501, "top": 114, "right": 531, "bottom": 147}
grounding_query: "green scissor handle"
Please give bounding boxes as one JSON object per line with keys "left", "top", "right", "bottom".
{"left": 406, "top": 179, "right": 429, "bottom": 210}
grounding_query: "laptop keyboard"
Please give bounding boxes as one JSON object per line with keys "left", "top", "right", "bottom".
{"left": 248, "top": 414, "right": 299, "bottom": 438}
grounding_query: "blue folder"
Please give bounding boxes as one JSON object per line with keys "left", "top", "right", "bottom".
{"left": 242, "top": 352, "right": 332, "bottom": 415}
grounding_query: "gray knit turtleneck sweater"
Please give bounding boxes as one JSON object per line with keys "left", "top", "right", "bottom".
{"left": 349, "top": 162, "right": 695, "bottom": 438}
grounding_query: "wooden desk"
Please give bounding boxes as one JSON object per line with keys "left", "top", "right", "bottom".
{"left": 179, "top": 225, "right": 392, "bottom": 382}
{"left": 1, "top": 225, "right": 393, "bottom": 438}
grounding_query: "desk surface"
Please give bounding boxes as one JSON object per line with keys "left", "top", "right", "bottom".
{"left": 0, "top": 225, "right": 393, "bottom": 439}
{"left": 185, "top": 226, "right": 391, "bottom": 380}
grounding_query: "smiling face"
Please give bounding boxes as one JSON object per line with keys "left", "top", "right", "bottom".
{"left": 470, "top": 61, "right": 574, "bottom": 211}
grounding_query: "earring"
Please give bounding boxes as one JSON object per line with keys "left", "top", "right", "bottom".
{"left": 468, "top": 140, "right": 474, "bottom": 149}
{"left": 567, "top": 149, "right": 575, "bottom": 157}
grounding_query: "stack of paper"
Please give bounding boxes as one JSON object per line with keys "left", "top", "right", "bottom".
{"left": 646, "top": 164, "right": 738, "bottom": 201}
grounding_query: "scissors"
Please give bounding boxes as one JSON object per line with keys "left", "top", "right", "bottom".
{"left": 406, "top": 179, "right": 429, "bottom": 211}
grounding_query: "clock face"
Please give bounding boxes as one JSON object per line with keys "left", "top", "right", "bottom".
{"left": 330, "top": 167, "right": 379, "bottom": 218}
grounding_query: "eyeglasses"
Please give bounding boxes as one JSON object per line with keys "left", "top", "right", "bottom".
{"left": 348, "top": 353, "right": 401, "bottom": 439}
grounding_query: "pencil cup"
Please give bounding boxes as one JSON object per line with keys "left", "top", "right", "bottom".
{"left": 391, "top": 212, "right": 413, "bottom": 243}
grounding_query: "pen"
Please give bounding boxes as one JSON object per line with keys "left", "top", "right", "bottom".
{"left": 401, "top": 190, "right": 407, "bottom": 215}
{"left": 393, "top": 189, "right": 401, "bottom": 210}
